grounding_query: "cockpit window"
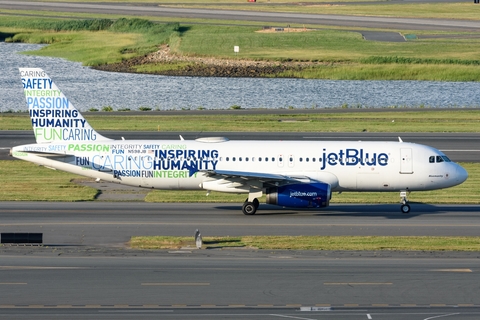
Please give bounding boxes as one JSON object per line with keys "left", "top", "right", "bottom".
{"left": 431, "top": 155, "right": 452, "bottom": 163}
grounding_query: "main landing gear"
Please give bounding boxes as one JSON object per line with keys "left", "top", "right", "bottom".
{"left": 400, "top": 191, "right": 411, "bottom": 214}
{"left": 242, "top": 198, "right": 259, "bottom": 215}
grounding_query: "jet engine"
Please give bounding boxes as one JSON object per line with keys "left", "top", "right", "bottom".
{"left": 266, "top": 183, "right": 331, "bottom": 208}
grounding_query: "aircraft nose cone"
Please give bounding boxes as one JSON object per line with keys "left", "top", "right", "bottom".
{"left": 455, "top": 165, "right": 468, "bottom": 184}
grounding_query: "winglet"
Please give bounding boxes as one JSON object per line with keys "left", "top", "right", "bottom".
{"left": 19, "top": 68, "right": 112, "bottom": 144}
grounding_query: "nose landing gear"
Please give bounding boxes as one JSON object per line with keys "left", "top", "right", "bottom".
{"left": 400, "top": 190, "right": 411, "bottom": 214}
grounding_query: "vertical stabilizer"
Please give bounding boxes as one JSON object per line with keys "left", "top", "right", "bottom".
{"left": 19, "top": 68, "right": 111, "bottom": 144}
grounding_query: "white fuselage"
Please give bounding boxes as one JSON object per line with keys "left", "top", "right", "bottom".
{"left": 11, "top": 138, "right": 468, "bottom": 193}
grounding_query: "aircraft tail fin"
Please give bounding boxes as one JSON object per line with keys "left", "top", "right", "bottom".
{"left": 19, "top": 68, "right": 111, "bottom": 144}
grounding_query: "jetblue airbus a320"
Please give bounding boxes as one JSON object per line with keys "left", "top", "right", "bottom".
{"left": 11, "top": 68, "right": 468, "bottom": 215}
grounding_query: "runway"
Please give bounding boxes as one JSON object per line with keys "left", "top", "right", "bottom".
{"left": 1, "top": 180, "right": 480, "bottom": 318}
{"left": 2, "top": 130, "right": 479, "bottom": 162}
{"left": 1, "top": 202, "right": 480, "bottom": 245}
{"left": 0, "top": 1, "right": 479, "bottom": 32}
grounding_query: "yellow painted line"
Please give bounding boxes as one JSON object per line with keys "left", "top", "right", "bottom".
{"left": 114, "top": 305, "right": 130, "bottom": 308}
{"left": 401, "top": 304, "right": 417, "bottom": 307}
{"left": 85, "top": 305, "right": 102, "bottom": 308}
{"left": 324, "top": 282, "right": 393, "bottom": 286}
{"left": 141, "top": 282, "right": 210, "bottom": 286}
{"left": 344, "top": 304, "right": 360, "bottom": 307}
{"left": 430, "top": 304, "right": 447, "bottom": 307}
{"left": 315, "top": 304, "right": 332, "bottom": 307}
{"left": 228, "top": 305, "right": 246, "bottom": 307}
{"left": 433, "top": 269, "right": 472, "bottom": 272}
{"left": 372, "top": 304, "right": 389, "bottom": 307}
{"left": 201, "top": 305, "right": 216, "bottom": 308}
{"left": 172, "top": 304, "right": 187, "bottom": 307}
{"left": 0, "top": 283, "right": 27, "bottom": 285}
{"left": 286, "top": 304, "right": 302, "bottom": 307}
{"left": 142, "top": 304, "right": 160, "bottom": 308}
{"left": 257, "top": 304, "right": 274, "bottom": 307}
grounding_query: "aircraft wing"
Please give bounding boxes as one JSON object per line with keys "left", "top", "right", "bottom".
{"left": 200, "top": 169, "right": 314, "bottom": 185}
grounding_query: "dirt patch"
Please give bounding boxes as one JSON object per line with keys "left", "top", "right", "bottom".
{"left": 93, "top": 44, "right": 316, "bottom": 77}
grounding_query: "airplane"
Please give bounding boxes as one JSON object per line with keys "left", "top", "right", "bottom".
{"left": 11, "top": 68, "right": 468, "bottom": 215}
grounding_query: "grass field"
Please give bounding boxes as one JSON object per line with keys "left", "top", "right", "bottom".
{"left": 129, "top": 235, "right": 480, "bottom": 251}
{"left": 0, "top": 160, "right": 477, "bottom": 204}
{"left": 3, "top": 110, "right": 480, "bottom": 132}
{"left": 2, "top": 14, "right": 480, "bottom": 80}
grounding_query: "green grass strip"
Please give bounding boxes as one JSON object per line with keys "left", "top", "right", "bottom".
{"left": 3, "top": 110, "right": 480, "bottom": 132}
{"left": 129, "top": 235, "right": 480, "bottom": 251}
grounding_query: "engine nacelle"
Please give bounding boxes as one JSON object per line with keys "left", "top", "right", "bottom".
{"left": 266, "top": 183, "right": 331, "bottom": 208}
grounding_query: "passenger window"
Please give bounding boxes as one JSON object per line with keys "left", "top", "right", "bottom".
{"left": 429, "top": 156, "right": 435, "bottom": 163}
{"left": 233, "top": 157, "right": 236, "bottom": 161}
{"left": 258, "top": 157, "right": 262, "bottom": 162}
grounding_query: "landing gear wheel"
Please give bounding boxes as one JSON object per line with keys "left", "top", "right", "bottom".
{"left": 253, "top": 198, "right": 259, "bottom": 209}
{"left": 401, "top": 204, "right": 411, "bottom": 214}
{"left": 242, "top": 202, "right": 257, "bottom": 215}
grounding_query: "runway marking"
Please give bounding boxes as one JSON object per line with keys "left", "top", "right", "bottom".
{"left": 270, "top": 314, "right": 316, "bottom": 320}
{"left": 442, "top": 150, "right": 480, "bottom": 152}
{"left": 432, "top": 269, "right": 472, "bottom": 272}
{"left": 141, "top": 282, "right": 210, "bottom": 286}
{"left": 367, "top": 314, "right": 372, "bottom": 320}
{"left": 0, "top": 282, "right": 27, "bottom": 285}
{"left": 324, "top": 282, "right": 393, "bottom": 286}
{"left": 424, "top": 313, "right": 460, "bottom": 320}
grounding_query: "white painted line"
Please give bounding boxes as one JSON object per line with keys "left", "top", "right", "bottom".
{"left": 367, "top": 314, "right": 372, "bottom": 319}
{"left": 271, "top": 314, "right": 316, "bottom": 320}
{"left": 300, "top": 307, "right": 332, "bottom": 311}
{"left": 441, "top": 150, "right": 480, "bottom": 152}
{"left": 424, "top": 313, "right": 460, "bottom": 320}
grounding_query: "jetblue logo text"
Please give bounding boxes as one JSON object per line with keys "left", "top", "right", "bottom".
{"left": 320, "top": 148, "right": 388, "bottom": 170}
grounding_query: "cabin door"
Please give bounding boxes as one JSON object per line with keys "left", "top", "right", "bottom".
{"left": 400, "top": 148, "right": 413, "bottom": 174}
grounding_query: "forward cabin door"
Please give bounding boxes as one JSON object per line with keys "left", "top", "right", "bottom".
{"left": 400, "top": 148, "right": 413, "bottom": 174}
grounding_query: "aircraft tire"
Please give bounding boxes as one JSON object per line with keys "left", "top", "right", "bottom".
{"left": 401, "top": 204, "right": 411, "bottom": 214}
{"left": 242, "top": 202, "right": 257, "bottom": 215}
{"left": 253, "top": 198, "right": 260, "bottom": 209}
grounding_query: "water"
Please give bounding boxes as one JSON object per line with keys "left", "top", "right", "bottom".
{"left": 1, "top": 42, "right": 480, "bottom": 112}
